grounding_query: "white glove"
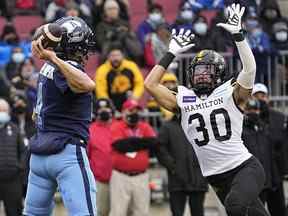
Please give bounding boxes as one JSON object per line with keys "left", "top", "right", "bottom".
{"left": 217, "top": 3, "right": 245, "bottom": 34}
{"left": 168, "top": 28, "right": 195, "bottom": 55}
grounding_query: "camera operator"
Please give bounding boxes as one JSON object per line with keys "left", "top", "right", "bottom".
{"left": 252, "top": 83, "right": 287, "bottom": 216}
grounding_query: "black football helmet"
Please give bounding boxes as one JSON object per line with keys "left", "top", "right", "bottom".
{"left": 187, "top": 50, "right": 226, "bottom": 95}
{"left": 54, "top": 16, "right": 96, "bottom": 63}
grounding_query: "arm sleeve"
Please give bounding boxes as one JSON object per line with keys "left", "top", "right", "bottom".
{"left": 236, "top": 39, "right": 257, "bottom": 89}
{"left": 130, "top": 62, "right": 144, "bottom": 99}
{"left": 95, "top": 65, "right": 109, "bottom": 98}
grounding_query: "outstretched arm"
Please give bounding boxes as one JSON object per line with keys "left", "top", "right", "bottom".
{"left": 217, "top": 4, "right": 256, "bottom": 108}
{"left": 145, "top": 29, "right": 195, "bottom": 112}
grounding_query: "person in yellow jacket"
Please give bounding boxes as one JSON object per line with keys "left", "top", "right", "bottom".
{"left": 95, "top": 43, "right": 144, "bottom": 111}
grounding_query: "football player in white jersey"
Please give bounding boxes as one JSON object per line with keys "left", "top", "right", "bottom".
{"left": 145, "top": 4, "right": 270, "bottom": 216}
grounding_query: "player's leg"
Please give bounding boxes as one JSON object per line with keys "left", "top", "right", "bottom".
{"left": 169, "top": 191, "right": 187, "bottom": 216}
{"left": 248, "top": 198, "right": 270, "bottom": 216}
{"left": 54, "top": 144, "right": 97, "bottom": 216}
{"left": 224, "top": 157, "right": 269, "bottom": 216}
{"left": 131, "top": 172, "right": 150, "bottom": 216}
{"left": 188, "top": 191, "right": 205, "bottom": 216}
{"left": 109, "top": 170, "right": 131, "bottom": 216}
{"left": 23, "top": 155, "right": 57, "bottom": 216}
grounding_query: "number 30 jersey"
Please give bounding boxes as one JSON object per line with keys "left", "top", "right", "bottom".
{"left": 176, "top": 79, "right": 251, "bottom": 177}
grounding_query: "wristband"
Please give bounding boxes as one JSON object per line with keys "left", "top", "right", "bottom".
{"left": 232, "top": 31, "right": 245, "bottom": 42}
{"left": 158, "top": 52, "right": 175, "bottom": 69}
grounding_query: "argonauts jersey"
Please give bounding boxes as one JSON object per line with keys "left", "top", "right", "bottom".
{"left": 176, "top": 79, "right": 251, "bottom": 177}
{"left": 35, "top": 60, "right": 92, "bottom": 143}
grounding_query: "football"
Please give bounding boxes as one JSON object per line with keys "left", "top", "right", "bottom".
{"left": 32, "top": 23, "right": 63, "bottom": 49}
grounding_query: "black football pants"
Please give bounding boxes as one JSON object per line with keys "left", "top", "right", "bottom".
{"left": 207, "top": 156, "right": 270, "bottom": 216}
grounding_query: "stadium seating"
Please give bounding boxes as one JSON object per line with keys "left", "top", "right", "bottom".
{"left": 13, "top": 15, "right": 43, "bottom": 39}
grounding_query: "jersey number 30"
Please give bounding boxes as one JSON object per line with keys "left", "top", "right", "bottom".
{"left": 188, "top": 108, "right": 232, "bottom": 147}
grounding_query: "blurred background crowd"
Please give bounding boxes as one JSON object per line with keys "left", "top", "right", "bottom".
{"left": 0, "top": 0, "right": 288, "bottom": 215}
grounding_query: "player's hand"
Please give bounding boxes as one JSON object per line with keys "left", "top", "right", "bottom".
{"left": 217, "top": 3, "right": 245, "bottom": 34}
{"left": 168, "top": 28, "right": 195, "bottom": 55}
{"left": 31, "top": 39, "right": 57, "bottom": 61}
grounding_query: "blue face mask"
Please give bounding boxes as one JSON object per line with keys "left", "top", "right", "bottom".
{"left": 252, "top": 28, "right": 263, "bottom": 38}
{"left": 0, "top": 112, "right": 10, "bottom": 125}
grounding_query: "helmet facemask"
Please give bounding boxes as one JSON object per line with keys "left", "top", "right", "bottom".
{"left": 187, "top": 50, "right": 226, "bottom": 96}
{"left": 192, "top": 64, "right": 216, "bottom": 94}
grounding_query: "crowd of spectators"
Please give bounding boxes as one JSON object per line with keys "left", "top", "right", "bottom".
{"left": 0, "top": 0, "right": 288, "bottom": 215}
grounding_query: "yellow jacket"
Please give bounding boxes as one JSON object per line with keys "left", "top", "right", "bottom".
{"left": 95, "top": 59, "right": 144, "bottom": 100}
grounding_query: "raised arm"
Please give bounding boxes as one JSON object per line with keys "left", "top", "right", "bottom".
{"left": 144, "top": 29, "right": 195, "bottom": 112}
{"left": 217, "top": 4, "right": 256, "bottom": 108}
{"left": 31, "top": 39, "right": 95, "bottom": 93}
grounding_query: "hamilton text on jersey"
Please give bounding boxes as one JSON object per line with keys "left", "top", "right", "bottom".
{"left": 183, "top": 97, "right": 224, "bottom": 113}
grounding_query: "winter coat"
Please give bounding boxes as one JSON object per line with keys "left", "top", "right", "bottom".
{"left": 156, "top": 116, "right": 208, "bottom": 192}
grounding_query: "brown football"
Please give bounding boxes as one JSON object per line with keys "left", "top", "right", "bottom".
{"left": 32, "top": 23, "right": 63, "bottom": 49}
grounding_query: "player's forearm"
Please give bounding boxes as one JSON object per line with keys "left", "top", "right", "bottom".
{"left": 51, "top": 56, "right": 95, "bottom": 93}
{"left": 235, "top": 39, "right": 256, "bottom": 89}
{"left": 144, "top": 65, "right": 165, "bottom": 91}
{"left": 145, "top": 53, "right": 178, "bottom": 112}
{"left": 144, "top": 52, "right": 175, "bottom": 91}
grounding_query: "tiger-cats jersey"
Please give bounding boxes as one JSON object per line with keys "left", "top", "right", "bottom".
{"left": 176, "top": 79, "right": 252, "bottom": 177}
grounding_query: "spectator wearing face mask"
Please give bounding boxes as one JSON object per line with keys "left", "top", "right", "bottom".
{"left": 87, "top": 98, "right": 116, "bottom": 216}
{"left": 5, "top": 47, "right": 26, "bottom": 83}
{"left": 95, "top": 43, "right": 144, "bottom": 111}
{"left": 259, "top": 0, "right": 282, "bottom": 37}
{"left": 171, "top": 3, "right": 194, "bottom": 32}
{"left": 144, "top": 23, "right": 170, "bottom": 67}
{"left": 270, "top": 20, "right": 288, "bottom": 94}
{"left": 252, "top": 83, "right": 287, "bottom": 216}
{"left": 137, "top": 3, "right": 166, "bottom": 49}
{"left": 244, "top": 16, "right": 272, "bottom": 84}
{"left": 19, "top": 58, "right": 38, "bottom": 108}
{"left": 0, "top": 98, "right": 26, "bottom": 216}
{"left": 110, "top": 99, "right": 157, "bottom": 216}
{"left": 190, "top": 16, "right": 214, "bottom": 52}
{"left": 271, "top": 19, "right": 288, "bottom": 50}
